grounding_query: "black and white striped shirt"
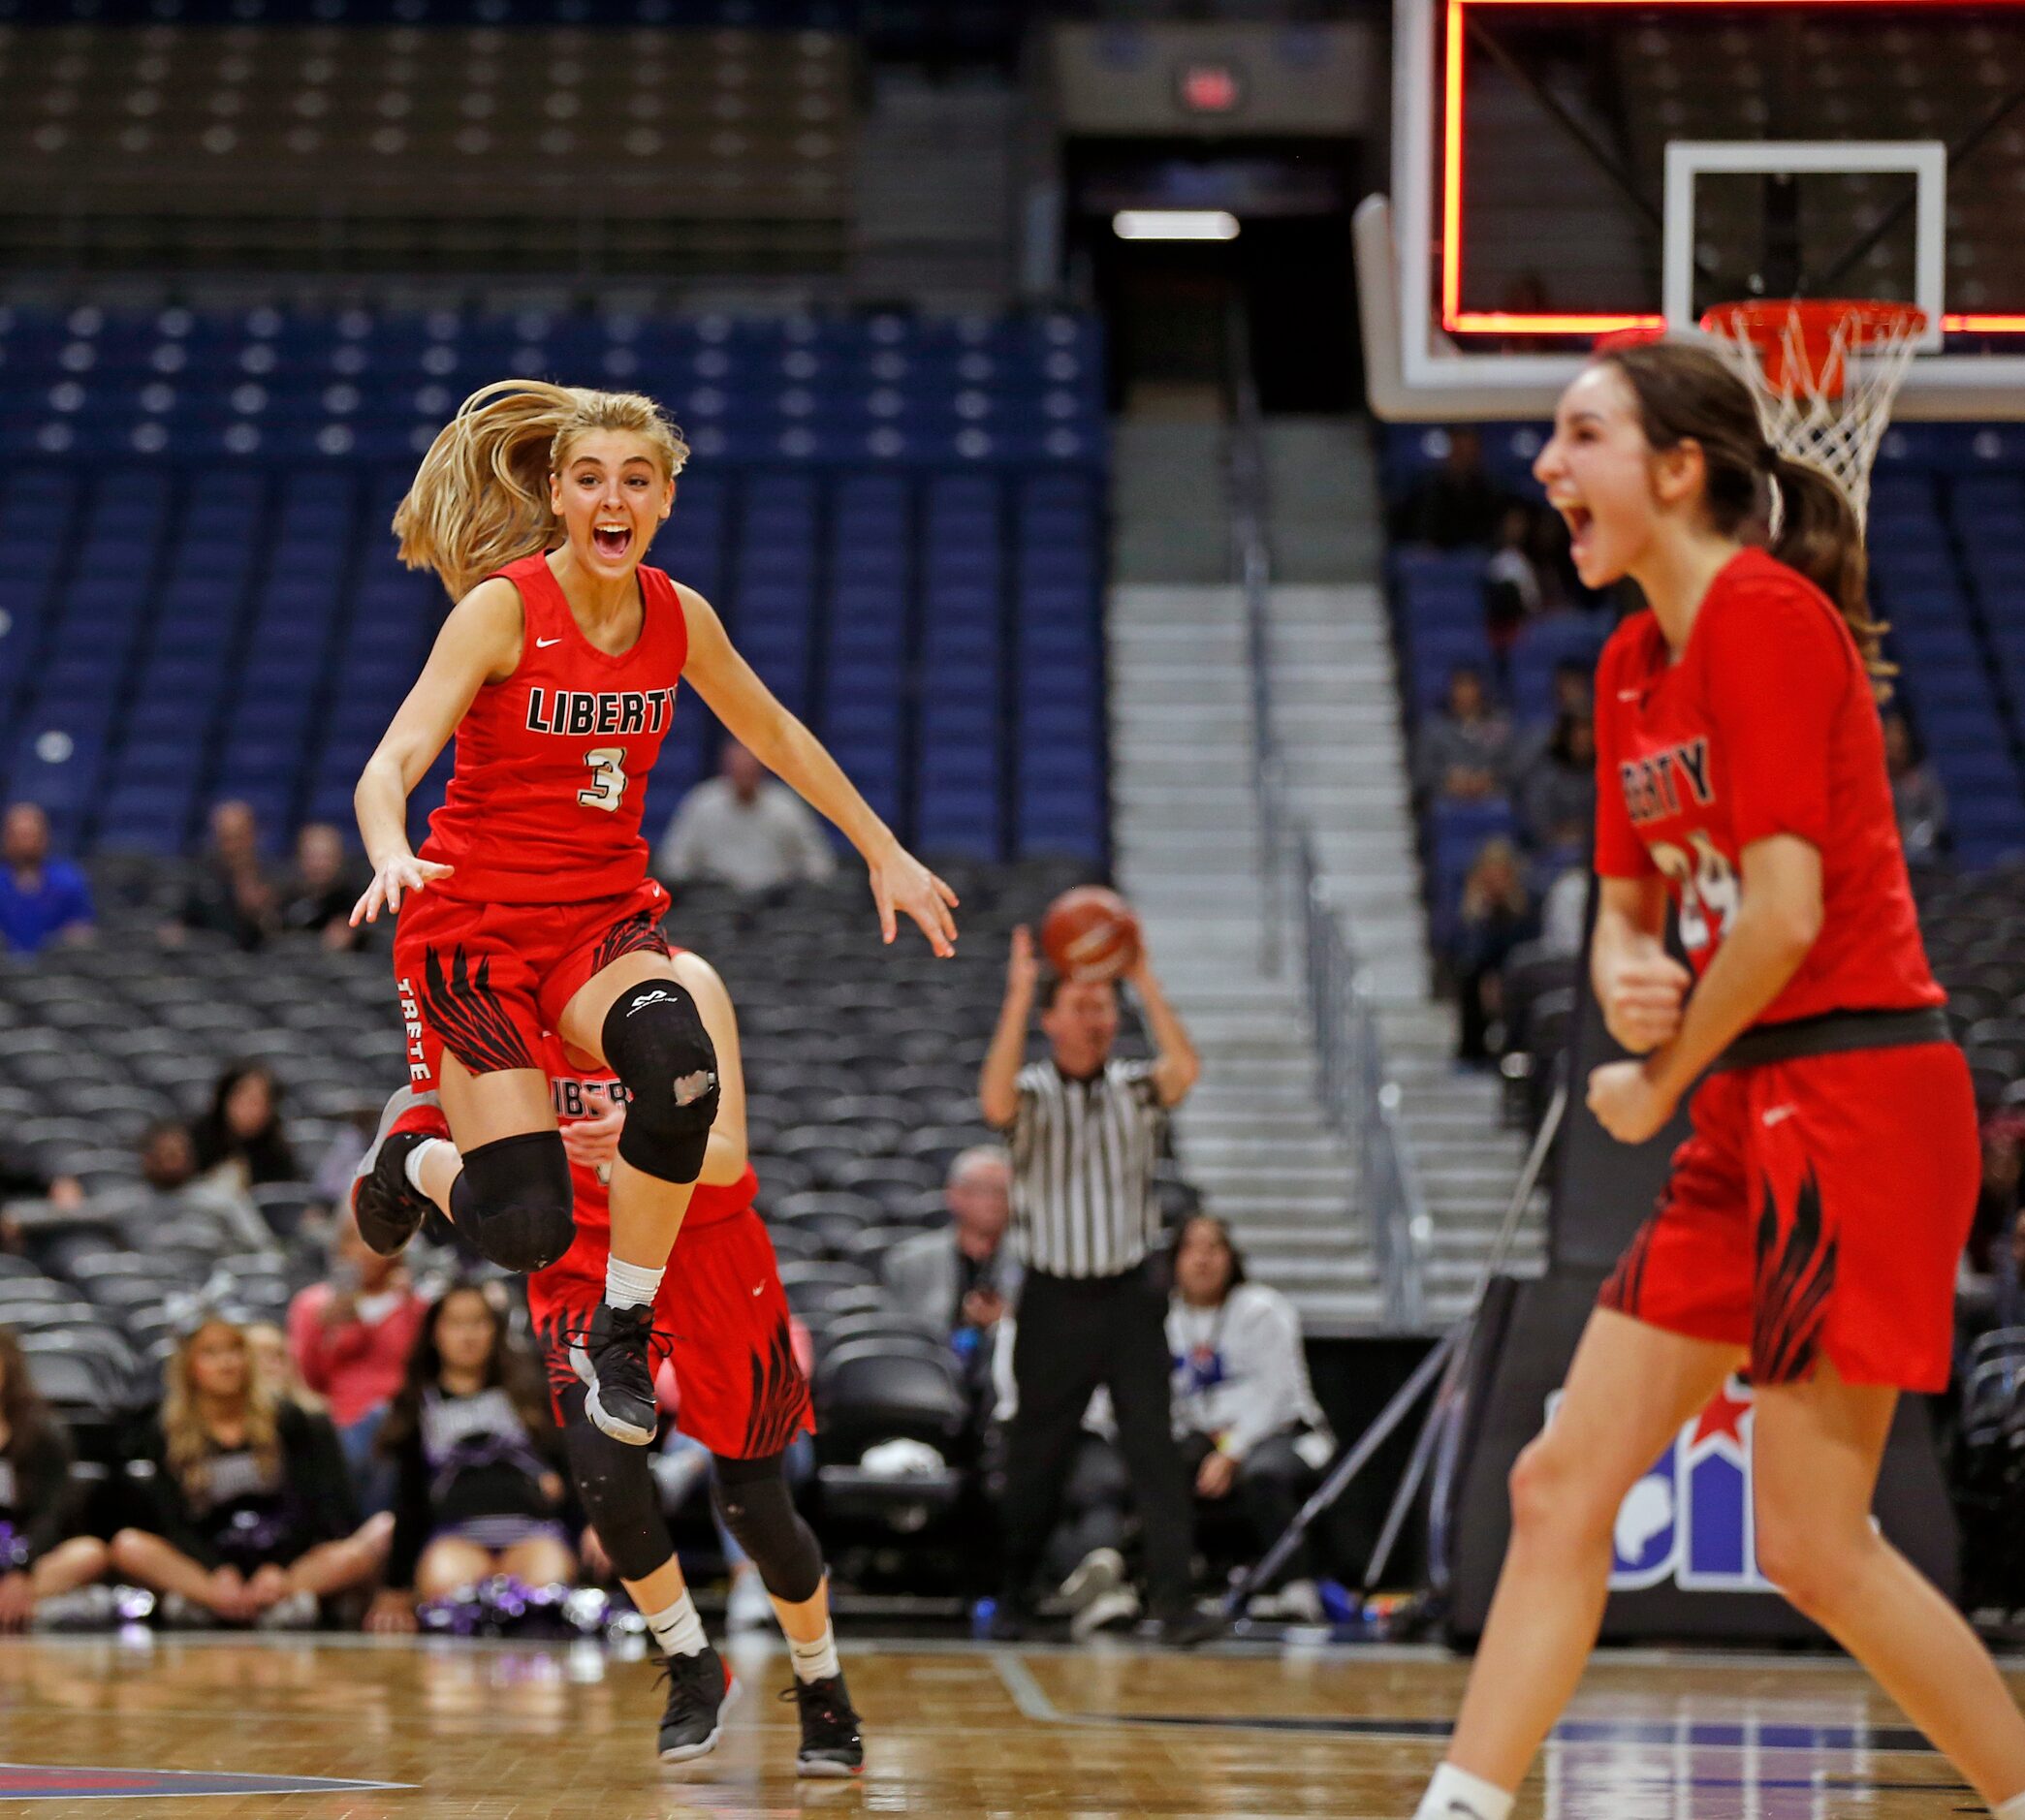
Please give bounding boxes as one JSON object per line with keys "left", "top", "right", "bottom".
{"left": 1004, "top": 1057, "right": 1165, "bottom": 1279}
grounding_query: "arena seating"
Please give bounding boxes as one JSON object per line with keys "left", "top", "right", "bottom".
{"left": 0, "top": 305, "right": 1110, "bottom": 864}
{"left": 0, "top": 24, "right": 859, "bottom": 272}
{"left": 0, "top": 856, "right": 1195, "bottom": 1448}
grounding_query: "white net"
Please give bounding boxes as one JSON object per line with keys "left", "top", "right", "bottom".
{"left": 1698, "top": 301, "right": 1926, "bottom": 529}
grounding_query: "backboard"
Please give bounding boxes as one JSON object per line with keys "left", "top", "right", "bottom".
{"left": 1365, "top": 0, "right": 2025, "bottom": 419}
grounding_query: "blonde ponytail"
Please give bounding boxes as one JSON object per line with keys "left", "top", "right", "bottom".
{"left": 393, "top": 380, "right": 690, "bottom": 600}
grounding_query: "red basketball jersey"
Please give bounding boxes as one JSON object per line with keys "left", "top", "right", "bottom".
{"left": 1592, "top": 548, "right": 1943, "bottom": 1026}
{"left": 419, "top": 550, "right": 689, "bottom": 905}
{"left": 542, "top": 1030, "right": 756, "bottom": 1243}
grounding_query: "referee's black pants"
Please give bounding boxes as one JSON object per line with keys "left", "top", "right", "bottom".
{"left": 998, "top": 1262, "right": 1195, "bottom": 1616}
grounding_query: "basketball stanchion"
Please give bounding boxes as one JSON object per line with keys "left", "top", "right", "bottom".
{"left": 1222, "top": 1080, "right": 1570, "bottom": 1623}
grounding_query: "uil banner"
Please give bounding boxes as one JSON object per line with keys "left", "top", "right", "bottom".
{"left": 1443, "top": 1273, "right": 1958, "bottom": 1643}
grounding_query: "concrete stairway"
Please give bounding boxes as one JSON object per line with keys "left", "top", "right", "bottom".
{"left": 1104, "top": 418, "right": 1540, "bottom": 1334}
{"left": 1265, "top": 581, "right": 1541, "bottom": 1324}
{"left": 1109, "top": 581, "right": 1382, "bottom": 1335}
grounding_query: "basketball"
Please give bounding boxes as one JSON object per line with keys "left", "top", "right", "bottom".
{"left": 1039, "top": 885, "right": 1141, "bottom": 984}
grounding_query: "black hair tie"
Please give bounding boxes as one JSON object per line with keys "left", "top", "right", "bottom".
{"left": 1756, "top": 445, "right": 1781, "bottom": 475}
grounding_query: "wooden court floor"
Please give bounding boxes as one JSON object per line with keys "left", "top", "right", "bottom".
{"left": 0, "top": 1632, "right": 2012, "bottom": 1817}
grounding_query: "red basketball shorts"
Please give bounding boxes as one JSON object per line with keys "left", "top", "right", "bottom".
{"left": 391, "top": 878, "right": 671, "bottom": 1089}
{"left": 1599, "top": 1040, "right": 1977, "bottom": 1392}
{"left": 527, "top": 1208, "right": 814, "bottom": 1461}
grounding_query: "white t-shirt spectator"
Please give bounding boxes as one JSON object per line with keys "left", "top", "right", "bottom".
{"left": 654, "top": 778, "right": 837, "bottom": 892}
{"left": 1166, "top": 1283, "right": 1331, "bottom": 1464}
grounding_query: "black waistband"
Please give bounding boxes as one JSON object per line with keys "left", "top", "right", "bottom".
{"left": 1711, "top": 1004, "right": 1952, "bottom": 1073}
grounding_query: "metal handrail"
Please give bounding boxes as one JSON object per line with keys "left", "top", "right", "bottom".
{"left": 1226, "top": 306, "right": 1429, "bottom": 1330}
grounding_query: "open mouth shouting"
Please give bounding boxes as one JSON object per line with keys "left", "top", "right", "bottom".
{"left": 1554, "top": 500, "right": 1594, "bottom": 565}
{"left": 591, "top": 520, "right": 633, "bottom": 561}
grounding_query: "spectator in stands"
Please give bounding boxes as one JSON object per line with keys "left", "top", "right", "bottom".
{"left": 193, "top": 1062, "right": 300, "bottom": 1192}
{"left": 137, "top": 1116, "right": 269, "bottom": 1253}
{"left": 279, "top": 823, "right": 363, "bottom": 952}
{"left": 1450, "top": 837, "right": 1540, "bottom": 1063}
{"left": 1483, "top": 506, "right": 1544, "bottom": 663}
{"left": 0, "top": 1139, "right": 83, "bottom": 1211}
{"left": 0, "top": 1328, "right": 111, "bottom": 1630}
{"left": 654, "top": 740, "right": 837, "bottom": 893}
{"left": 1166, "top": 1215, "right": 1334, "bottom": 1623}
{"left": 111, "top": 1315, "right": 384, "bottom": 1626}
{"left": 882, "top": 1146, "right": 1019, "bottom": 1408}
{"left": 980, "top": 926, "right": 1214, "bottom": 1646}
{"left": 287, "top": 1207, "right": 427, "bottom": 1504}
{"left": 1537, "top": 865, "right": 1592, "bottom": 959}
{"left": 1416, "top": 667, "right": 1513, "bottom": 804}
{"left": 365, "top": 1284, "right": 574, "bottom": 1634}
{"left": 244, "top": 1320, "right": 322, "bottom": 1416}
{"left": 0, "top": 802, "right": 94, "bottom": 955}
{"left": 1392, "top": 427, "right": 1507, "bottom": 550}
{"left": 167, "top": 800, "right": 279, "bottom": 951}
{"left": 1518, "top": 713, "right": 1598, "bottom": 852}
{"left": 1883, "top": 710, "right": 1949, "bottom": 863}
{"left": 1510, "top": 659, "right": 1596, "bottom": 778}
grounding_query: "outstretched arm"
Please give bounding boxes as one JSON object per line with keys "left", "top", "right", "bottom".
{"left": 1123, "top": 940, "right": 1199, "bottom": 1108}
{"left": 980, "top": 926, "right": 1039, "bottom": 1128}
{"left": 351, "top": 577, "right": 523, "bottom": 926}
{"left": 678, "top": 586, "right": 959, "bottom": 957}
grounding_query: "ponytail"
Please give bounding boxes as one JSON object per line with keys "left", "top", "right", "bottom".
{"left": 1767, "top": 451, "right": 1894, "bottom": 696}
{"left": 1598, "top": 340, "right": 1894, "bottom": 698}
{"left": 393, "top": 380, "right": 689, "bottom": 601}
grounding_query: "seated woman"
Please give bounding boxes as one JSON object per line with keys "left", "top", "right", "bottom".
{"left": 1167, "top": 1215, "right": 1336, "bottom": 1623}
{"left": 366, "top": 1284, "right": 574, "bottom": 1632}
{"left": 0, "top": 1328, "right": 110, "bottom": 1629}
{"left": 111, "top": 1316, "right": 384, "bottom": 1626}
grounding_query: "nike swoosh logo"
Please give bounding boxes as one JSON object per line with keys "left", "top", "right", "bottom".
{"left": 1617, "top": 688, "right": 1641, "bottom": 702}
{"left": 536, "top": 636, "right": 562, "bottom": 647}
{"left": 751, "top": 1284, "right": 765, "bottom": 1297}
{"left": 1762, "top": 1105, "right": 1798, "bottom": 1127}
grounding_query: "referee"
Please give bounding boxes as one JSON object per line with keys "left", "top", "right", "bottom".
{"left": 979, "top": 923, "right": 1216, "bottom": 1645}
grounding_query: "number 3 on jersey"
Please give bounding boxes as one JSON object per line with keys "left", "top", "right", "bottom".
{"left": 579, "top": 746, "right": 629, "bottom": 813}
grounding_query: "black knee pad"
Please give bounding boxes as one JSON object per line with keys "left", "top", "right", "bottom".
{"left": 712, "top": 1451, "right": 823, "bottom": 1604}
{"left": 561, "top": 1388, "right": 678, "bottom": 1585}
{"left": 601, "top": 983, "right": 720, "bottom": 1184}
{"left": 449, "top": 1131, "right": 575, "bottom": 1272}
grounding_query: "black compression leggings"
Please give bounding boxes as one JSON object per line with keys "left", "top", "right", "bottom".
{"left": 558, "top": 1384, "right": 821, "bottom": 1601}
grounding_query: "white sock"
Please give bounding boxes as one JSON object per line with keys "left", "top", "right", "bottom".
{"left": 606, "top": 1256, "right": 664, "bottom": 1311}
{"left": 642, "top": 1589, "right": 708, "bottom": 1659}
{"left": 1994, "top": 1794, "right": 2025, "bottom": 1820}
{"left": 1415, "top": 1762, "right": 1514, "bottom": 1820}
{"left": 786, "top": 1623, "right": 840, "bottom": 1684}
{"left": 402, "top": 1137, "right": 447, "bottom": 1196}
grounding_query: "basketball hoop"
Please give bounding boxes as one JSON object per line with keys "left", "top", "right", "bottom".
{"left": 1696, "top": 299, "right": 1927, "bottom": 528}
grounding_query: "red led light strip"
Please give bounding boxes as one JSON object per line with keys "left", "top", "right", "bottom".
{"left": 1440, "top": 0, "right": 2025, "bottom": 338}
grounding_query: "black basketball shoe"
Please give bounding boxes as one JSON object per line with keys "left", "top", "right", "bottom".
{"left": 655, "top": 1646, "right": 738, "bottom": 1763}
{"left": 568, "top": 1302, "right": 660, "bottom": 1445}
{"left": 349, "top": 1085, "right": 447, "bottom": 1258}
{"left": 782, "top": 1675, "right": 864, "bottom": 1778}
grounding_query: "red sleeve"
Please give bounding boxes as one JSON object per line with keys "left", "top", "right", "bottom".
{"left": 287, "top": 1289, "right": 333, "bottom": 1392}
{"left": 1699, "top": 579, "right": 1849, "bottom": 850}
{"left": 1592, "top": 626, "right": 1655, "bottom": 880}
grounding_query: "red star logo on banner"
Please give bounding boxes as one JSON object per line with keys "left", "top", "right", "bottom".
{"left": 1692, "top": 1379, "right": 1755, "bottom": 1449}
